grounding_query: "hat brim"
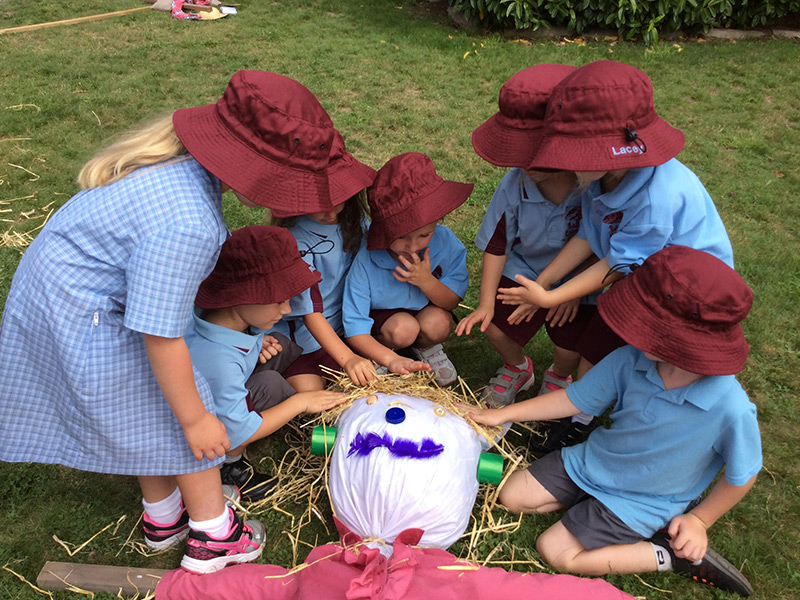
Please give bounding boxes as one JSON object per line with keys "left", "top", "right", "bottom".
{"left": 530, "top": 117, "right": 685, "bottom": 171}
{"left": 195, "top": 259, "right": 322, "bottom": 310}
{"left": 173, "top": 105, "right": 332, "bottom": 213}
{"left": 597, "top": 276, "right": 749, "bottom": 376}
{"left": 472, "top": 114, "right": 546, "bottom": 168}
{"left": 367, "top": 180, "right": 473, "bottom": 250}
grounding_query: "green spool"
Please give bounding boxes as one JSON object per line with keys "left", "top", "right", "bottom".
{"left": 477, "top": 452, "right": 504, "bottom": 485}
{"left": 310, "top": 425, "right": 337, "bottom": 456}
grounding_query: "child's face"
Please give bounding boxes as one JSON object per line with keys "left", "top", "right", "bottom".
{"left": 307, "top": 202, "right": 346, "bottom": 225}
{"left": 235, "top": 300, "right": 291, "bottom": 330}
{"left": 387, "top": 222, "right": 437, "bottom": 262}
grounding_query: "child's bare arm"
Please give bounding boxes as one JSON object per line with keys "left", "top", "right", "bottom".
{"left": 456, "top": 252, "right": 506, "bottom": 336}
{"left": 668, "top": 474, "right": 757, "bottom": 562}
{"left": 241, "top": 390, "right": 348, "bottom": 445}
{"left": 303, "top": 313, "right": 377, "bottom": 385}
{"left": 461, "top": 388, "right": 581, "bottom": 427}
{"left": 143, "top": 334, "right": 230, "bottom": 461}
{"left": 347, "top": 333, "right": 431, "bottom": 375}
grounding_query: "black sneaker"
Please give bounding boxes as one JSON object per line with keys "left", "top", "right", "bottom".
{"left": 651, "top": 531, "right": 754, "bottom": 596}
{"left": 220, "top": 455, "right": 277, "bottom": 502}
{"left": 528, "top": 417, "right": 597, "bottom": 454}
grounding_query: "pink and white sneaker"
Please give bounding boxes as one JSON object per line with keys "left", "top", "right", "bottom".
{"left": 537, "top": 364, "right": 573, "bottom": 396}
{"left": 180, "top": 510, "right": 266, "bottom": 574}
{"left": 481, "top": 356, "right": 535, "bottom": 407}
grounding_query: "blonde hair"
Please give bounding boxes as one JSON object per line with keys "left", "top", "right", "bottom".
{"left": 77, "top": 114, "right": 188, "bottom": 189}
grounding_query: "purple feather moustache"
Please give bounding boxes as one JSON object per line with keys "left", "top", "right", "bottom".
{"left": 347, "top": 432, "right": 444, "bottom": 459}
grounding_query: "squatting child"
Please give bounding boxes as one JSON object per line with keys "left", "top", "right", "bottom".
{"left": 186, "top": 226, "right": 347, "bottom": 503}
{"left": 342, "top": 152, "right": 471, "bottom": 386}
{"left": 456, "top": 64, "right": 598, "bottom": 409}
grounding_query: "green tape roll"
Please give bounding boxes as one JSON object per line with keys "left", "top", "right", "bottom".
{"left": 477, "top": 452, "right": 504, "bottom": 485}
{"left": 310, "top": 425, "right": 337, "bottom": 456}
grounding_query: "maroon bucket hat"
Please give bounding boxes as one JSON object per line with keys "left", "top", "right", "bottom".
{"left": 366, "top": 153, "right": 473, "bottom": 251}
{"left": 173, "top": 70, "right": 335, "bottom": 214}
{"left": 597, "top": 245, "right": 753, "bottom": 376}
{"left": 472, "top": 63, "right": 577, "bottom": 168}
{"left": 270, "top": 130, "right": 376, "bottom": 218}
{"left": 195, "top": 225, "right": 321, "bottom": 310}
{"left": 529, "top": 60, "right": 686, "bottom": 171}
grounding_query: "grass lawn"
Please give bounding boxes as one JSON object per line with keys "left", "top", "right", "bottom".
{"left": 1, "top": 1, "right": 799, "bottom": 598}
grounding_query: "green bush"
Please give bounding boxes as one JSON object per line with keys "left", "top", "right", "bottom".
{"left": 448, "top": 0, "right": 800, "bottom": 45}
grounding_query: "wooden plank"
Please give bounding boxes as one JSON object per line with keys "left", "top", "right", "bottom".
{"left": 0, "top": 6, "right": 150, "bottom": 35}
{"left": 36, "top": 561, "right": 168, "bottom": 596}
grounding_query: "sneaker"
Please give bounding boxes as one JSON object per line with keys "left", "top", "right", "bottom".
{"left": 220, "top": 455, "right": 277, "bottom": 502}
{"left": 142, "top": 484, "right": 241, "bottom": 550}
{"left": 528, "top": 417, "right": 597, "bottom": 454}
{"left": 480, "top": 357, "right": 535, "bottom": 408}
{"left": 181, "top": 510, "right": 266, "bottom": 574}
{"left": 537, "top": 364, "right": 573, "bottom": 396}
{"left": 411, "top": 343, "right": 458, "bottom": 386}
{"left": 651, "top": 531, "right": 754, "bottom": 596}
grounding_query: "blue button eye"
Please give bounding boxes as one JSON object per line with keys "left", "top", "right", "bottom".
{"left": 385, "top": 407, "right": 406, "bottom": 424}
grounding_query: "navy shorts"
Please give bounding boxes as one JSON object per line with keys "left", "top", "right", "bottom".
{"left": 527, "top": 450, "right": 643, "bottom": 551}
{"left": 492, "top": 276, "right": 594, "bottom": 351}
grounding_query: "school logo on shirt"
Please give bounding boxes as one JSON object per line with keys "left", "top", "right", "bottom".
{"left": 603, "top": 211, "right": 623, "bottom": 236}
{"left": 563, "top": 206, "right": 582, "bottom": 242}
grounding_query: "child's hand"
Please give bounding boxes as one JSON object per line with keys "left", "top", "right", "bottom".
{"left": 667, "top": 513, "right": 709, "bottom": 562}
{"left": 498, "top": 275, "right": 550, "bottom": 307}
{"left": 393, "top": 247, "right": 433, "bottom": 288}
{"left": 387, "top": 356, "right": 431, "bottom": 375}
{"left": 259, "top": 335, "right": 283, "bottom": 364}
{"left": 292, "top": 390, "right": 349, "bottom": 414}
{"left": 344, "top": 355, "right": 378, "bottom": 386}
{"left": 454, "top": 402, "right": 508, "bottom": 427}
{"left": 506, "top": 302, "right": 539, "bottom": 325}
{"left": 455, "top": 305, "right": 494, "bottom": 336}
{"left": 183, "top": 411, "right": 230, "bottom": 461}
{"left": 546, "top": 298, "right": 579, "bottom": 327}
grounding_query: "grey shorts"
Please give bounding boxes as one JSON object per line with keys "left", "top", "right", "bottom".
{"left": 527, "top": 450, "right": 644, "bottom": 551}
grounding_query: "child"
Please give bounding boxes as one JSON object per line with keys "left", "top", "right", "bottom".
{"left": 269, "top": 131, "right": 379, "bottom": 392}
{"left": 186, "top": 226, "right": 348, "bottom": 502}
{"left": 456, "top": 64, "right": 598, "bottom": 408}
{"left": 342, "top": 152, "right": 472, "bottom": 386}
{"left": 0, "top": 70, "right": 339, "bottom": 573}
{"left": 464, "top": 246, "right": 760, "bottom": 597}
{"left": 500, "top": 60, "right": 735, "bottom": 450}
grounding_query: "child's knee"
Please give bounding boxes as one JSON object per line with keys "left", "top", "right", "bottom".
{"left": 535, "top": 525, "right": 578, "bottom": 572}
{"left": 381, "top": 318, "right": 420, "bottom": 349}
{"left": 417, "top": 310, "right": 453, "bottom": 342}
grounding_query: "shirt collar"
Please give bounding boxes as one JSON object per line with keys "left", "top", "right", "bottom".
{"left": 191, "top": 306, "right": 261, "bottom": 354}
{"left": 588, "top": 165, "right": 656, "bottom": 209}
{"left": 634, "top": 349, "right": 722, "bottom": 411}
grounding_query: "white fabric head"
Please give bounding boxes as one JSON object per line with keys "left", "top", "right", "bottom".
{"left": 329, "top": 393, "right": 483, "bottom": 552}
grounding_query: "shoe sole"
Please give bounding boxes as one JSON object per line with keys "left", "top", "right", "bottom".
{"left": 145, "top": 528, "right": 189, "bottom": 551}
{"left": 179, "top": 540, "right": 265, "bottom": 574}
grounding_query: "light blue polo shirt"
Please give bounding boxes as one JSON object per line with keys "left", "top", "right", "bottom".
{"left": 475, "top": 168, "right": 583, "bottom": 281}
{"left": 269, "top": 216, "right": 357, "bottom": 354}
{"left": 342, "top": 224, "right": 469, "bottom": 338}
{"left": 185, "top": 308, "right": 264, "bottom": 450}
{"left": 563, "top": 345, "right": 762, "bottom": 537}
{"left": 578, "top": 158, "right": 734, "bottom": 273}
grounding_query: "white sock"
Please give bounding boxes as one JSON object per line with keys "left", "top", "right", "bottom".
{"left": 571, "top": 412, "right": 594, "bottom": 425}
{"left": 142, "top": 486, "right": 182, "bottom": 524}
{"left": 651, "top": 541, "right": 673, "bottom": 572}
{"left": 514, "top": 360, "right": 528, "bottom": 370}
{"left": 223, "top": 453, "right": 242, "bottom": 464}
{"left": 189, "top": 506, "right": 233, "bottom": 540}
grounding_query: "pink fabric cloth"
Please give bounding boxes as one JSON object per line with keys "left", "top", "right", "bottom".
{"left": 156, "top": 521, "right": 634, "bottom": 600}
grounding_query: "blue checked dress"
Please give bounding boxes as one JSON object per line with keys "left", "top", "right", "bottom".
{"left": 0, "top": 157, "right": 230, "bottom": 475}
